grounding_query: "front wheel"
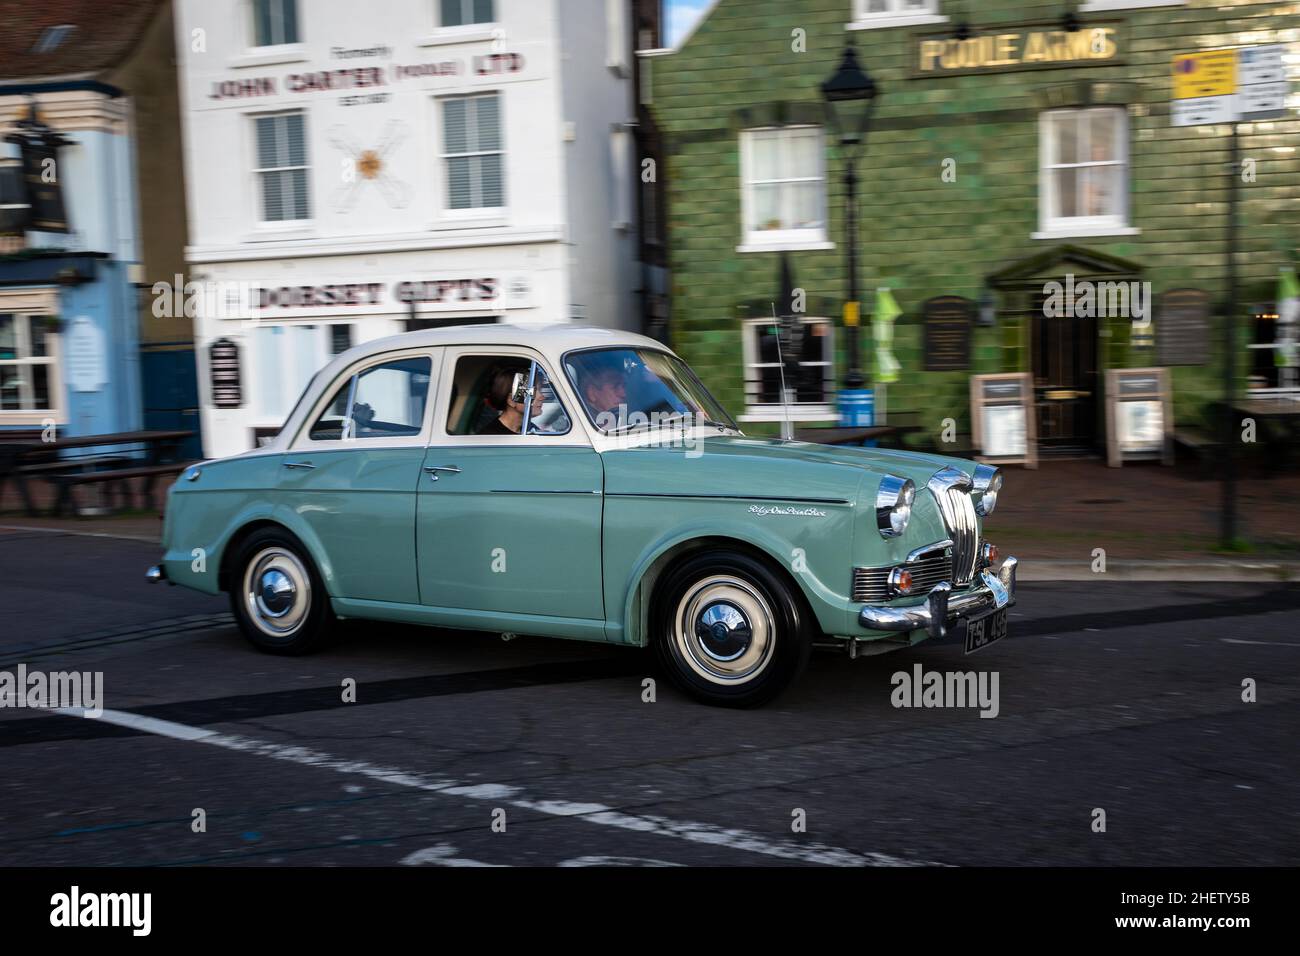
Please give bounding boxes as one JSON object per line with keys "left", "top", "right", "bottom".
{"left": 229, "top": 528, "right": 335, "bottom": 655}
{"left": 653, "top": 550, "right": 811, "bottom": 707}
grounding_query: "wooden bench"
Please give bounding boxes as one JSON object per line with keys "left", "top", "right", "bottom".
{"left": 47, "top": 462, "right": 195, "bottom": 517}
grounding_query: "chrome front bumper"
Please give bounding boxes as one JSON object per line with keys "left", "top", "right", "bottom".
{"left": 857, "top": 556, "right": 1017, "bottom": 641}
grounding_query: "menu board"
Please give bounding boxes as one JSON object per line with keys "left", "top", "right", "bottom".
{"left": 1157, "top": 289, "right": 1211, "bottom": 366}
{"left": 922, "top": 296, "right": 972, "bottom": 371}
{"left": 1105, "top": 367, "right": 1172, "bottom": 466}
{"left": 970, "top": 373, "right": 1037, "bottom": 468}
{"left": 209, "top": 338, "right": 243, "bottom": 408}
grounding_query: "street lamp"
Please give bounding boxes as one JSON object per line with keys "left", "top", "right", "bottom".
{"left": 821, "top": 44, "right": 879, "bottom": 391}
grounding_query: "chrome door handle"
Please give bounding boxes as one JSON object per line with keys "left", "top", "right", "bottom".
{"left": 283, "top": 461, "right": 316, "bottom": 470}
{"left": 423, "top": 464, "right": 461, "bottom": 480}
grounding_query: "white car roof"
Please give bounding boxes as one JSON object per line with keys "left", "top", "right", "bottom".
{"left": 260, "top": 323, "right": 675, "bottom": 454}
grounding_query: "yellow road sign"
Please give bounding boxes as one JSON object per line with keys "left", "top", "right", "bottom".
{"left": 1172, "top": 49, "right": 1236, "bottom": 99}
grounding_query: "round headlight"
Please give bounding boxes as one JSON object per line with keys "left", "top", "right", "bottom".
{"left": 876, "top": 475, "right": 915, "bottom": 538}
{"left": 972, "top": 464, "right": 1002, "bottom": 516}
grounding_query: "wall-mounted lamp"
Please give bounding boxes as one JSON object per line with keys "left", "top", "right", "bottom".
{"left": 978, "top": 286, "right": 997, "bottom": 327}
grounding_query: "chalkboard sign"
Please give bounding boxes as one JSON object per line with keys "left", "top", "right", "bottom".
{"left": 1157, "top": 289, "right": 1210, "bottom": 366}
{"left": 970, "top": 372, "right": 1037, "bottom": 468}
{"left": 922, "top": 295, "right": 972, "bottom": 371}
{"left": 1105, "top": 367, "right": 1172, "bottom": 467}
{"left": 209, "top": 338, "right": 242, "bottom": 408}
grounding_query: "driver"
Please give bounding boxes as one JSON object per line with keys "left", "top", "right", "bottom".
{"left": 580, "top": 362, "right": 629, "bottom": 430}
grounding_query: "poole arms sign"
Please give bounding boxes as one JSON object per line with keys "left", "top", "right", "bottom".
{"left": 912, "top": 23, "right": 1121, "bottom": 78}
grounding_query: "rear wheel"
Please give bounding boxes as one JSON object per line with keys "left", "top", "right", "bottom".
{"left": 229, "top": 528, "right": 335, "bottom": 655}
{"left": 653, "top": 550, "right": 811, "bottom": 707}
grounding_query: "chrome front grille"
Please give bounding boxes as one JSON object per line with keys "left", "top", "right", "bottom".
{"left": 852, "top": 551, "right": 952, "bottom": 602}
{"left": 928, "top": 468, "right": 980, "bottom": 586}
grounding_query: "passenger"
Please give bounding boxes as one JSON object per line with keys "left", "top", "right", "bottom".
{"left": 476, "top": 365, "right": 546, "bottom": 435}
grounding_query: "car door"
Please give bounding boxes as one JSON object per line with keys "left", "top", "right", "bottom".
{"left": 277, "top": 347, "right": 441, "bottom": 605}
{"left": 415, "top": 346, "right": 605, "bottom": 623}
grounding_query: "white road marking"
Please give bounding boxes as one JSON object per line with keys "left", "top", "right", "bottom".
{"left": 56, "top": 707, "right": 216, "bottom": 741}
{"left": 400, "top": 844, "right": 506, "bottom": 867}
{"left": 0, "top": 524, "right": 158, "bottom": 544}
{"left": 557, "top": 856, "right": 683, "bottom": 867}
{"left": 1222, "top": 638, "right": 1300, "bottom": 648}
{"left": 57, "top": 708, "right": 939, "bottom": 867}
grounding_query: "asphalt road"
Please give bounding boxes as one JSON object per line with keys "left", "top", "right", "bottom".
{"left": 1, "top": 526, "right": 1297, "bottom": 868}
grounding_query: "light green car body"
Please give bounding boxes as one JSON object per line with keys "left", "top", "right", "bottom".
{"left": 158, "top": 325, "right": 1004, "bottom": 651}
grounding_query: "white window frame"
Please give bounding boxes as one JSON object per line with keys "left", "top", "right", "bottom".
{"left": 252, "top": 110, "right": 312, "bottom": 228}
{"left": 739, "top": 317, "right": 838, "bottom": 422}
{"left": 847, "top": 0, "right": 946, "bottom": 31}
{"left": 250, "top": 0, "right": 300, "bottom": 48}
{"left": 230, "top": 0, "right": 306, "bottom": 67}
{"left": 738, "top": 125, "right": 832, "bottom": 252}
{"left": 438, "top": 92, "right": 506, "bottom": 220}
{"left": 1036, "top": 106, "right": 1135, "bottom": 239}
{"left": 1081, "top": 1, "right": 1185, "bottom": 11}
{"left": 421, "top": 0, "right": 499, "bottom": 46}
{"left": 0, "top": 310, "right": 64, "bottom": 425}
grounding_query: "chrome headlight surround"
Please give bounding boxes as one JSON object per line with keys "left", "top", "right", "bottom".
{"left": 875, "top": 475, "right": 916, "bottom": 538}
{"left": 972, "top": 464, "right": 1002, "bottom": 516}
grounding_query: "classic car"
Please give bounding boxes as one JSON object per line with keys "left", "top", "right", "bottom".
{"left": 149, "top": 325, "right": 1016, "bottom": 707}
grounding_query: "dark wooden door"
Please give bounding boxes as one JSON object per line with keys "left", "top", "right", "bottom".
{"left": 1032, "top": 289, "right": 1098, "bottom": 453}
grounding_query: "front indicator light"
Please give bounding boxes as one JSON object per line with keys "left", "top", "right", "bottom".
{"left": 982, "top": 542, "right": 999, "bottom": 567}
{"left": 888, "top": 567, "right": 914, "bottom": 596}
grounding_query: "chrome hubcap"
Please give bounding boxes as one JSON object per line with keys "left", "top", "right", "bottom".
{"left": 258, "top": 569, "right": 296, "bottom": 617}
{"left": 695, "top": 601, "right": 752, "bottom": 661}
{"left": 674, "top": 575, "right": 775, "bottom": 685}
{"left": 243, "top": 547, "right": 311, "bottom": 637}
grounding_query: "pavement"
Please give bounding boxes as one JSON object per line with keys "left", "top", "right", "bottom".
{"left": 1, "top": 526, "right": 1298, "bottom": 867}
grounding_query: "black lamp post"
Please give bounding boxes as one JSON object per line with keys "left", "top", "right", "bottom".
{"left": 821, "top": 45, "right": 879, "bottom": 390}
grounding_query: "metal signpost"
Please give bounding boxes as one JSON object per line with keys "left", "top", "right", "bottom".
{"left": 1171, "top": 44, "right": 1288, "bottom": 547}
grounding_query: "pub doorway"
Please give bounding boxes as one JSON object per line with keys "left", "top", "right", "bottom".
{"left": 1031, "top": 285, "right": 1098, "bottom": 455}
{"left": 988, "top": 245, "right": 1144, "bottom": 460}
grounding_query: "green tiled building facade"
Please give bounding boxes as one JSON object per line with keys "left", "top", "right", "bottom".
{"left": 646, "top": 0, "right": 1298, "bottom": 453}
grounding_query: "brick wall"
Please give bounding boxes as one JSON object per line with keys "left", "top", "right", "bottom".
{"left": 649, "top": 0, "right": 1300, "bottom": 443}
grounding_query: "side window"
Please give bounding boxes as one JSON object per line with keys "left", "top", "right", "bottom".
{"left": 307, "top": 356, "right": 432, "bottom": 442}
{"left": 444, "top": 354, "right": 571, "bottom": 437}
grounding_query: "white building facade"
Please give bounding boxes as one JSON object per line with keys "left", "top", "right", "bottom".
{"left": 176, "top": 0, "right": 641, "bottom": 457}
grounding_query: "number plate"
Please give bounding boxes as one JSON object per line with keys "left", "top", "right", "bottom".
{"left": 964, "top": 607, "right": 1008, "bottom": 654}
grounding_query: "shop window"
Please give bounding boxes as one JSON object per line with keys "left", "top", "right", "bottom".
{"left": 739, "top": 126, "right": 828, "bottom": 250}
{"left": 441, "top": 93, "right": 504, "bottom": 212}
{"left": 308, "top": 356, "right": 432, "bottom": 441}
{"left": 440, "top": 0, "right": 494, "bottom": 27}
{"left": 252, "top": 0, "right": 299, "bottom": 47}
{"left": 1038, "top": 107, "right": 1130, "bottom": 236}
{"left": 0, "top": 314, "right": 60, "bottom": 418}
{"left": 252, "top": 324, "right": 328, "bottom": 423}
{"left": 254, "top": 111, "right": 310, "bottom": 223}
{"left": 740, "top": 317, "right": 836, "bottom": 420}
